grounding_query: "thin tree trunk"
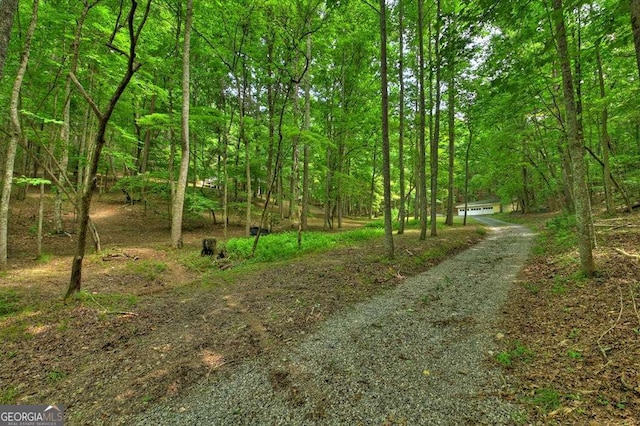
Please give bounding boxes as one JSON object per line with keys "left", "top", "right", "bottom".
{"left": 446, "top": 56, "right": 455, "bottom": 226}
{"left": 0, "top": 0, "right": 38, "bottom": 269}
{"left": 222, "top": 131, "right": 229, "bottom": 238}
{"left": 139, "top": 92, "right": 155, "bottom": 174}
{"left": 379, "top": 0, "right": 394, "bottom": 258}
{"left": 37, "top": 183, "right": 45, "bottom": 258}
{"left": 171, "top": 0, "right": 192, "bottom": 249}
{"left": 630, "top": 0, "right": 640, "bottom": 80}
{"left": 397, "top": 0, "right": 406, "bottom": 235}
{"left": 552, "top": 0, "right": 595, "bottom": 276}
{"left": 463, "top": 115, "right": 472, "bottom": 226}
{"left": 66, "top": 0, "right": 151, "bottom": 298}
{"left": 0, "top": 0, "right": 18, "bottom": 81}
{"left": 301, "top": 32, "right": 311, "bottom": 231}
{"left": 418, "top": 0, "right": 428, "bottom": 240}
{"left": 431, "top": 0, "right": 442, "bottom": 237}
{"left": 238, "top": 60, "right": 252, "bottom": 235}
{"left": 595, "top": 42, "right": 614, "bottom": 214}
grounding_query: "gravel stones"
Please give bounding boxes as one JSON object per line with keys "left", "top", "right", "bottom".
{"left": 137, "top": 218, "right": 533, "bottom": 425}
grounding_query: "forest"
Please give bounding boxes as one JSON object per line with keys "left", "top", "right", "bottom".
{"left": 1, "top": 0, "right": 640, "bottom": 423}
{"left": 1, "top": 0, "right": 639, "bottom": 284}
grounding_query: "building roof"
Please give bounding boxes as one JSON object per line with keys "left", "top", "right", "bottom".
{"left": 455, "top": 198, "right": 501, "bottom": 209}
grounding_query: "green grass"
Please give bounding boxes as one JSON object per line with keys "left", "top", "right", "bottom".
{"left": 0, "top": 289, "right": 21, "bottom": 318}
{"left": 73, "top": 290, "right": 138, "bottom": 312}
{"left": 225, "top": 228, "right": 384, "bottom": 263}
{"left": 47, "top": 370, "right": 66, "bottom": 383}
{"left": 36, "top": 252, "right": 54, "bottom": 263}
{"left": 567, "top": 349, "right": 583, "bottom": 360}
{"left": 496, "top": 341, "right": 535, "bottom": 367}
{"left": 126, "top": 260, "right": 168, "bottom": 280}
{"left": 534, "top": 213, "right": 578, "bottom": 255}
{"left": 0, "top": 321, "right": 32, "bottom": 342}
{"left": 529, "top": 387, "right": 563, "bottom": 412}
{"left": 0, "top": 386, "right": 18, "bottom": 404}
{"left": 521, "top": 281, "right": 540, "bottom": 295}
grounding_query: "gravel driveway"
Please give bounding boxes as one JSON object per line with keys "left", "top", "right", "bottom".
{"left": 137, "top": 218, "right": 534, "bottom": 425}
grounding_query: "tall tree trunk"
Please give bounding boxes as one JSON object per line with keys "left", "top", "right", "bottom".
{"left": 56, "top": 2, "right": 93, "bottom": 235}
{"left": 0, "top": 0, "right": 38, "bottom": 269}
{"left": 222, "top": 131, "right": 229, "bottom": 239}
{"left": 595, "top": 42, "right": 614, "bottom": 214}
{"left": 446, "top": 48, "right": 455, "bottom": 226}
{"left": 291, "top": 62, "right": 301, "bottom": 230}
{"left": 66, "top": 0, "right": 151, "bottom": 298}
{"left": 171, "top": 0, "right": 192, "bottom": 249}
{"left": 265, "top": 31, "right": 276, "bottom": 210}
{"left": 139, "top": 92, "right": 155, "bottom": 174}
{"left": 301, "top": 32, "right": 311, "bottom": 231}
{"left": 325, "top": 146, "right": 333, "bottom": 229}
{"left": 430, "top": 0, "right": 442, "bottom": 237}
{"left": 418, "top": 0, "right": 428, "bottom": 240}
{"left": 379, "top": 0, "right": 394, "bottom": 258}
{"left": 630, "top": 0, "right": 640, "bottom": 80}
{"left": 397, "top": 0, "right": 406, "bottom": 235}
{"left": 552, "top": 0, "right": 595, "bottom": 277}
{"left": 0, "top": 0, "right": 18, "bottom": 81}
{"left": 239, "top": 69, "right": 252, "bottom": 236}
{"left": 463, "top": 114, "right": 472, "bottom": 226}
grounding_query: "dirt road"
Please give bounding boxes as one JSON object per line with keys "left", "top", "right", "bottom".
{"left": 137, "top": 218, "right": 535, "bottom": 425}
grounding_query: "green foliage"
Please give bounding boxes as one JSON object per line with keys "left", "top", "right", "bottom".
{"left": 0, "top": 290, "right": 21, "bottom": 318}
{"left": 0, "top": 321, "right": 31, "bottom": 342}
{"left": 185, "top": 191, "right": 218, "bottom": 215}
{"left": 47, "top": 370, "right": 66, "bottom": 383}
{"left": 37, "top": 253, "right": 54, "bottom": 264}
{"left": 521, "top": 281, "right": 539, "bottom": 295}
{"left": 225, "top": 228, "right": 383, "bottom": 263}
{"left": 13, "top": 176, "right": 52, "bottom": 187}
{"left": 414, "top": 248, "right": 447, "bottom": 265}
{"left": 126, "top": 260, "right": 167, "bottom": 281}
{"left": 529, "top": 388, "right": 563, "bottom": 413}
{"left": 545, "top": 214, "right": 578, "bottom": 252}
{"left": 496, "top": 341, "right": 535, "bottom": 367}
{"left": 567, "top": 349, "right": 583, "bottom": 360}
{"left": 0, "top": 387, "right": 18, "bottom": 404}
{"left": 73, "top": 290, "right": 138, "bottom": 312}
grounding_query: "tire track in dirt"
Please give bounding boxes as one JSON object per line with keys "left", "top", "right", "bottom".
{"left": 138, "top": 218, "right": 535, "bottom": 425}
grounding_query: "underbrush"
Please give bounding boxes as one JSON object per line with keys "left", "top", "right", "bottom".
{"left": 225, "top": 228, "right": 385, "bottom": 263}
{"left": 499, "top": 210, "right": 640, "bottom": 424}
{"left": 223, "top": 217, "right": 471, "bottom": 264}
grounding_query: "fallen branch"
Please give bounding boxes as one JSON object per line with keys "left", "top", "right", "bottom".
{"left": 87, "top": 292, "right": 137, "bottom": 317}
{"left": 102, "top": 252, "right": 140, "bottom": 261}
{"left": 596, "top": 285, "right": 624, "bottom": 361}
{"left": 630, "top": 283, "right": 640, "bottom": 329}
{"left": 613, "top": 248, "right": 640, "bottom": 260}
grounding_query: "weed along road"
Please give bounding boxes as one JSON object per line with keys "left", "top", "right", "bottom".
{"left": 138, "top": 218, "right": 535, "bottom": 425}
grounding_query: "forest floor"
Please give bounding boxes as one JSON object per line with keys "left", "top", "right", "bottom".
{"left": 497, "top": 209, "right": 640, "bottom": 425}
{"left": 0, "top": 188, "right": 639, "bottom": 424}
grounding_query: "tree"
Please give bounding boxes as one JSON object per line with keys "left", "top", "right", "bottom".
{"left": 379, "top": 0, "right": 394, "bottom": 258}
{"left": 0, "top": 0, "right": 39, "bottom": 269}
{"left": 171, "top": 0, "right": 192, "bottom": 249}
{"left": 397, "top": 0, "right": 406, "bottom": 235}
{"left": 65, "top": 0, "right": 151, "bottom": 299}
{"left": 630, "top": 0, "right": 640, "bottom": 80}
{"left": 430, "top": 0, "right": 442, "bottom": 237}
{"left": 445, "top": 3, "right": 457, "bottom": 227}
{"left": 417, "top": 0, "right": 428, "bottom": 240}
{"left": 552, "top": 0, "right": 595, "bottom": 277}
{"left": 0, "top": 0, "right": 18, "bottom": 80}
